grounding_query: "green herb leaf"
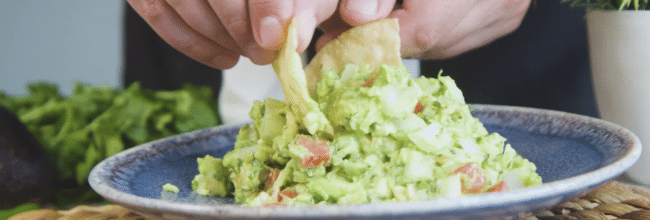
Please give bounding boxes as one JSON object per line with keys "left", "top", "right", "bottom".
{"left": 76, "top": 143, "right": 101, "bottom": 185}
{"left": 0, "top": 81, "right": 221, "bottom": 207}
{"left": 0, "top": 203, "right": 41, "bottom": 220}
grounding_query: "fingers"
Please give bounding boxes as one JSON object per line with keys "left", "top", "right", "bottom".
{"left": 249, "top": 0, "right": 338, "bottom": 53}
{"left": 248, "top": 0, "right": 293, "bottom": 50}
{"left": 433, "top": 0, "right": 530, "bottom": 51}
{"left": 425, "top": 15, "right": 526, "bottom": 59}
{"left": 127, "top": 0, "right": 240, "bottom": 69}
{"left": 339, "top": 0, "right": 397, "bottom": 26}
{"left": 209, "top": 0, "right": 275, "bottom": 65}
{"left": 164, "top": 0, "right": 241, "bottom": 54}
{"left": 389, "top": 0, "right": 530, "bottom": 59}
{"left": 389, "top": 0, "right": 479, "bottom": 58}
{"left": 294, "top": 0, "right": 338, "bottom": 52}
{"left": 129, "top": 0, "right": 340, "bottom": 67}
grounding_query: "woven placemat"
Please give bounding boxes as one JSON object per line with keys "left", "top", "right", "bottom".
{"left": 524, "top": 181, "right": 650, "bottom": 220}
{"left": 8, "top": 204, "right": 144, "bottom": 220}
{"left": 9, "top": 181, "right": 650, "bottom": 220}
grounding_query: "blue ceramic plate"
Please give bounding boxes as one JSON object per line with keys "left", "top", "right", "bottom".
{"left": 89, "top": 104, "right": 641, "bottom": 220}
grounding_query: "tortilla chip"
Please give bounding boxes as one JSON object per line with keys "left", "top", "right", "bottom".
{"left": 304, "top": 19, "right": 403, "bottom": 97}
{"left": 272, "top": 19, "right": 333, "bottom": 136}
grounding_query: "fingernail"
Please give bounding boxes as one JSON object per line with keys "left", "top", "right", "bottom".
{"left": 259, "top": 16, "right": 282, "bottom": 49}
{"left": 296, "top": 11, "right": 317, "bottom": 52}
{"left": 346, "top": 0, "right": 378, "bottom": 16}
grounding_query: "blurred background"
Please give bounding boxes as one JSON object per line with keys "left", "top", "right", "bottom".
{"left": 0, "top": 0, "right": 283, "bottom": 125}
{"left": 0, "top": 1, "right": 418, "bottom": 124}
{"left": 0, "top": 0, "right": 122, "bottom": 95}
{"left": 0, "top": 1, "right": 282, "bottom": 211}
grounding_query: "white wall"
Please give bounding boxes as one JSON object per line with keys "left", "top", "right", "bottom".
{"left": 0, "top": 0, "right": 123, "bottom": 95}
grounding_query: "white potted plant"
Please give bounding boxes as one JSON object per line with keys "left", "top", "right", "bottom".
{"left": 562, "top": 0, "right": 650, "bottom": 185}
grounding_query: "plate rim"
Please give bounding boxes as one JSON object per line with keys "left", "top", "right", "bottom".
{"left": 88, "top": 104, "right": 642, "bottom": 219}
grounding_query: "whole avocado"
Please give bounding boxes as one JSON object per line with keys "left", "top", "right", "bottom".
{"left": 0, "top": 104, "right": 53, "bottom": 208}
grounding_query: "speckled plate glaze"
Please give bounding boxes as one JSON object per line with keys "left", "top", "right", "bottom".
{"left": 89, "top": 104, "right": 641, "bottom": 220}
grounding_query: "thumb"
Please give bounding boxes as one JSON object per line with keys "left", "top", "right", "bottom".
{"left": 339, "top": 0, "right": 397, "bottom": 26}
{"left": 249, "top": 0, "right": 338, "bottom": 52}
{"left": 249, "top": 0, "right": 293, "bottom": 51}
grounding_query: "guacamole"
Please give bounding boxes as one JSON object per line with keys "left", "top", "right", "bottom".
{"left": 162, "top": 183, "right": 180, "bottom": 193}
{"left": 190, "top": 19, "right": 542, "bottom": 206}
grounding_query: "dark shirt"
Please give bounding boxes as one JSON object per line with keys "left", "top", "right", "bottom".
{"left": 123, "top": 1, "right": 598, "bottom": 118}
{"left": 122, "top": 3, "right": 223, "bottom": 96}
{"left": 419, "top": 1, "right": 599, "bottom": 118}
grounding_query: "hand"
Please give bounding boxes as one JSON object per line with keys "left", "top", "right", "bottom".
{"left": 315, "top": 0, "right": 397, "bottom": 51}
{"left": 320, "top": 0, "right": 531, "bottom": 60}
{"left": 126, "top": 0, "right": 338, "bottom": 69}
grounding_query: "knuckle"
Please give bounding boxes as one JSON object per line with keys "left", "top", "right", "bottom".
{"left": 221, "top": 14, "right": 248, "bottom": 33}
{"left": 248, "top": 0, "right": 277, "bottom": 9}
{"left": 248, "top": 0, "right": 292, "bottom": 19}
{"left": 139, "top": 0, "right": 166, "bottom": 23}
{"left": 515, "top": 0, "right": 531, "bottom": 15}
{"left": 164, "top": 0, "right": 184, "bottom": 8}
{"left": 414, "top": 26, "right": 440, "bottom": 52}
{"left": 505, "top": 18, "right": 524, "bottom": 34}
{"left": 503, "top": 0, "right": 519, "bottom": 8}
{"left": 171, "top": 36, "right": 212, "bottom": 61}
{"left": 186, "top": 43, "right": 212, "bottom": 61}
{"left": 505, "top": 7, "right": 528, "bottom": 33}
{"left": 504, "top": 0, "right": 530, "bottom": 15}
{"left": 318, "top": 0, "right": 338, "bottom": 20}
{"left": 179, "top": 40, "right": 239, "bottom": 67}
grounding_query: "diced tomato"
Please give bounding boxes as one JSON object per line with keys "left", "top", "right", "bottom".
{"left": 297, "top": 135, "right": 331, "bottom": 168}
{"left": 363, "top": 76, "right": 375, "bottom": 87}
{"left": 414, "top": 101, "right": 424, "bottom": 114}
{"left": 487, "top": 180, "right": 508, "bottom": 193}
{"left": 278, "top": 190, "right": 298, "bottom": 202}
{"left": 264, "top": 202, "right": 287, "bottom": 207}
{"left": 453, "top": 162, "right": 488, "bottom": 194}
{"left": 264, "top": 190, "right": 298, "bottom": 206}
{"left": 263, "top": 169, "right": 281, "bottom": 191}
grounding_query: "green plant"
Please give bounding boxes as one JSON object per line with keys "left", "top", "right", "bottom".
{"left": 0, "top": 82, "right": 222, "bottom": 207}
{"left": 561, "top": 0, "right": 649, "bottom": 10}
